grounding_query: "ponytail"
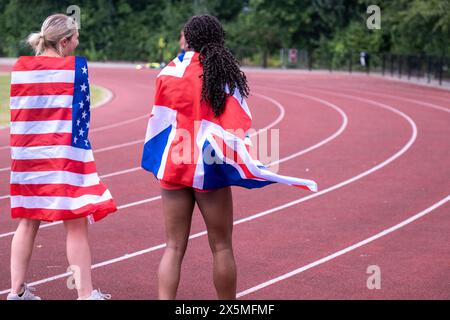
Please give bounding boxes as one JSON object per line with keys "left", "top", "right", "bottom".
{"left": 26, "top": 14, "right": 77, "bottom": 56}
{"left": 27, "top": 32, "right": 46, "bottom": 56}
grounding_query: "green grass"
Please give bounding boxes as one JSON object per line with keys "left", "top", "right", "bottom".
{"left": 0, "top": 74, "right": 9, "bottom": 126}
{"left": 0, "top": 73, "right": 108, "bottom": 127}
{"left": 90, "top": 84, "right": 108, "bottom": 108}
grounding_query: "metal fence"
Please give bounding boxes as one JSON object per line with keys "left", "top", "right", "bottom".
{"left": 279, "top": 49, "right": 449, "bottom": 86}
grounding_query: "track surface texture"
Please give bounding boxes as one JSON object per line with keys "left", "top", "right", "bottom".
{"left": 0, "top": 65, "right": 449, "bottom": 300}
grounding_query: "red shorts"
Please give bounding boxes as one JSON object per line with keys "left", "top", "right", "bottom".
{"left": 159, "top": 180, "right": 212, "bottom": 193}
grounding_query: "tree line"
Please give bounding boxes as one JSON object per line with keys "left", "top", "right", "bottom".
{"left": 0, "top": 0, "right": 448, "bottom": 67}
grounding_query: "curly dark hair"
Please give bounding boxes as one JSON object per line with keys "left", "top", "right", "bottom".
{"left": 183, "top": 14, "right": 249, "bottom": 117}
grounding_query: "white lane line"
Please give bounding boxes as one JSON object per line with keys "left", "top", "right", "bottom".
{"left": 92, "top": 138, "right": 144, "bottom": 154}
{"left": 0, "top": 92, "right": 289, "bottom": 233}
{"left": 8, "top": 92, "right": 422, "bottom": 294}
{"left": 90, "top": 114, "right": 149, "bottom": 133}
{"left": 88, "top": 91, "right": 286, "bottom": 155}
{"left": 252, "top": 93, "right": 286, "bottom": 132}
{"left": 216, "top": 92, "right": 417, "bottom": 227}
{"left": 100, "top": 167, "right": 142, "bottom": 179}
{"left": 117, "top": 196, "right": 162, "bottom": 210}
{"left": 0, "top": 114, "right": 150, "bottom": 152}
{"left": 0, "top": 196, "right": 163, "bottom": 239}
{"left": 85, "top": 93, "right": 287, "bottom": 178}
{"left": 0, "top": 91, "right": 285, "bottom": 168}
{"left": 0, "top": 103, "right": 412, "bottom": 296}
{"left": 0, "top": 90, "right": 288, "bottom": 198}
{"left": 335, "top": 83, "right": 450, "bottom": 105}
{"left": 0, "top": 158, "right": 144, "bottom": 202}
{"left": 326, "top": 86, "right": 450, "bottom": 114}
{"left": 0, "top": 86, "right": 426, "bottom": 303}
{"left": 253, "top": 86, "right": 348, "bottom": 165}
{"left": 237, "top": 194, "right": 450, "bottom": 298}
{"left": 0, "top": 87, "right": 277, "bottom": 154}
{"left": 0, "top": 221, "right": 61, "bottom": 238}
{"left": 273, "top": 82, "right": 450, "bottom": 114}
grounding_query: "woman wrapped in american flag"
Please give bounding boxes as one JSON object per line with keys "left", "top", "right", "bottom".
{"left": 141, "top": 15, "right": 317, "bottom": 299}
{"left": 7, "top": 14, "right": 117, "bottom": 300}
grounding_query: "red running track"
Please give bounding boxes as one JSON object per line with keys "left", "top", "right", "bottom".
{"left": 0, "top": 66, "right": 449, "bottom": 299}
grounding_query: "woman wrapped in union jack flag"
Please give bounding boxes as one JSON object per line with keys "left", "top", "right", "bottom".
{"left": 141, "top": 14, "right": 317, "bottom": 300}
{"left": 8, "top": 14, "right": 116, "bottom": 301}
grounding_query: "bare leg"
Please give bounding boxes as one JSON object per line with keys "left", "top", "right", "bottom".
{"left": 64, "top": 217, "right": 93, "bottom": 299}
{"left": 10, "top": 218, "right": 41, "bottom": 294}
{"left": 195, "top": 187, "right": 236, "bottom": 300}
{"left": 158, "top": 188, "right": 195, "bottom": 300}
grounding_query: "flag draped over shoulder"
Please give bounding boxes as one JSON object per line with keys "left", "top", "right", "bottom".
{"left": 141, "top": 51, "right": 317, "bottom": 192}
{"left": 10, "top": 56, "right": 117, "bottom": 222}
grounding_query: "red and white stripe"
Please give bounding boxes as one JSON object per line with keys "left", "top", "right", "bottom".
{"left": 10, "top": 57, "right": 114, "bottom": 222}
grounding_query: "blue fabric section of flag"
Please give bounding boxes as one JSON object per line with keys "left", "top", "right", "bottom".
{"left": 141, "top": 125, "right": 173, "bottom": 177}
{"left": 178, "top": 50, "right": 185, "bottom": 62}
{"left": 202, "top": 140, "right": 274, "bottom": 190}
{"left": 71, "top": 56, "right": 91, "bottom": 150}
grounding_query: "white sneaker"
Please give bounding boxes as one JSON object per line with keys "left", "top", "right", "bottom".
{"left": 7, "top": 284, "right": 41, "bottom": 300}
{"left": 78, "top": 289, "right": 111, "bottom": 300}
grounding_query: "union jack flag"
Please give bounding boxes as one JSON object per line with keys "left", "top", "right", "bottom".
{"left": 141, "top": 52, "right": 317, "bottom": 192}
{"left": 10, "top": 56, "right": 117, "bottom": 222}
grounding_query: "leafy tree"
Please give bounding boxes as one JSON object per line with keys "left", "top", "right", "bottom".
{"left": 0, "top": 0, "right": 448, "bottom": 65}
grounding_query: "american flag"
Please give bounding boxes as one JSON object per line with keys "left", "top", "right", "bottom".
{"left": 141, "top": 51, "right": 317, "bottom": 192}
{"left": 10, "top": 56, "right": 117, "bottom": 222}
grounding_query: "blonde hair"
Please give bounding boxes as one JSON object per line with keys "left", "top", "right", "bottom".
{"left": 27, "top": 14, "right": 78, "bottom": 56}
